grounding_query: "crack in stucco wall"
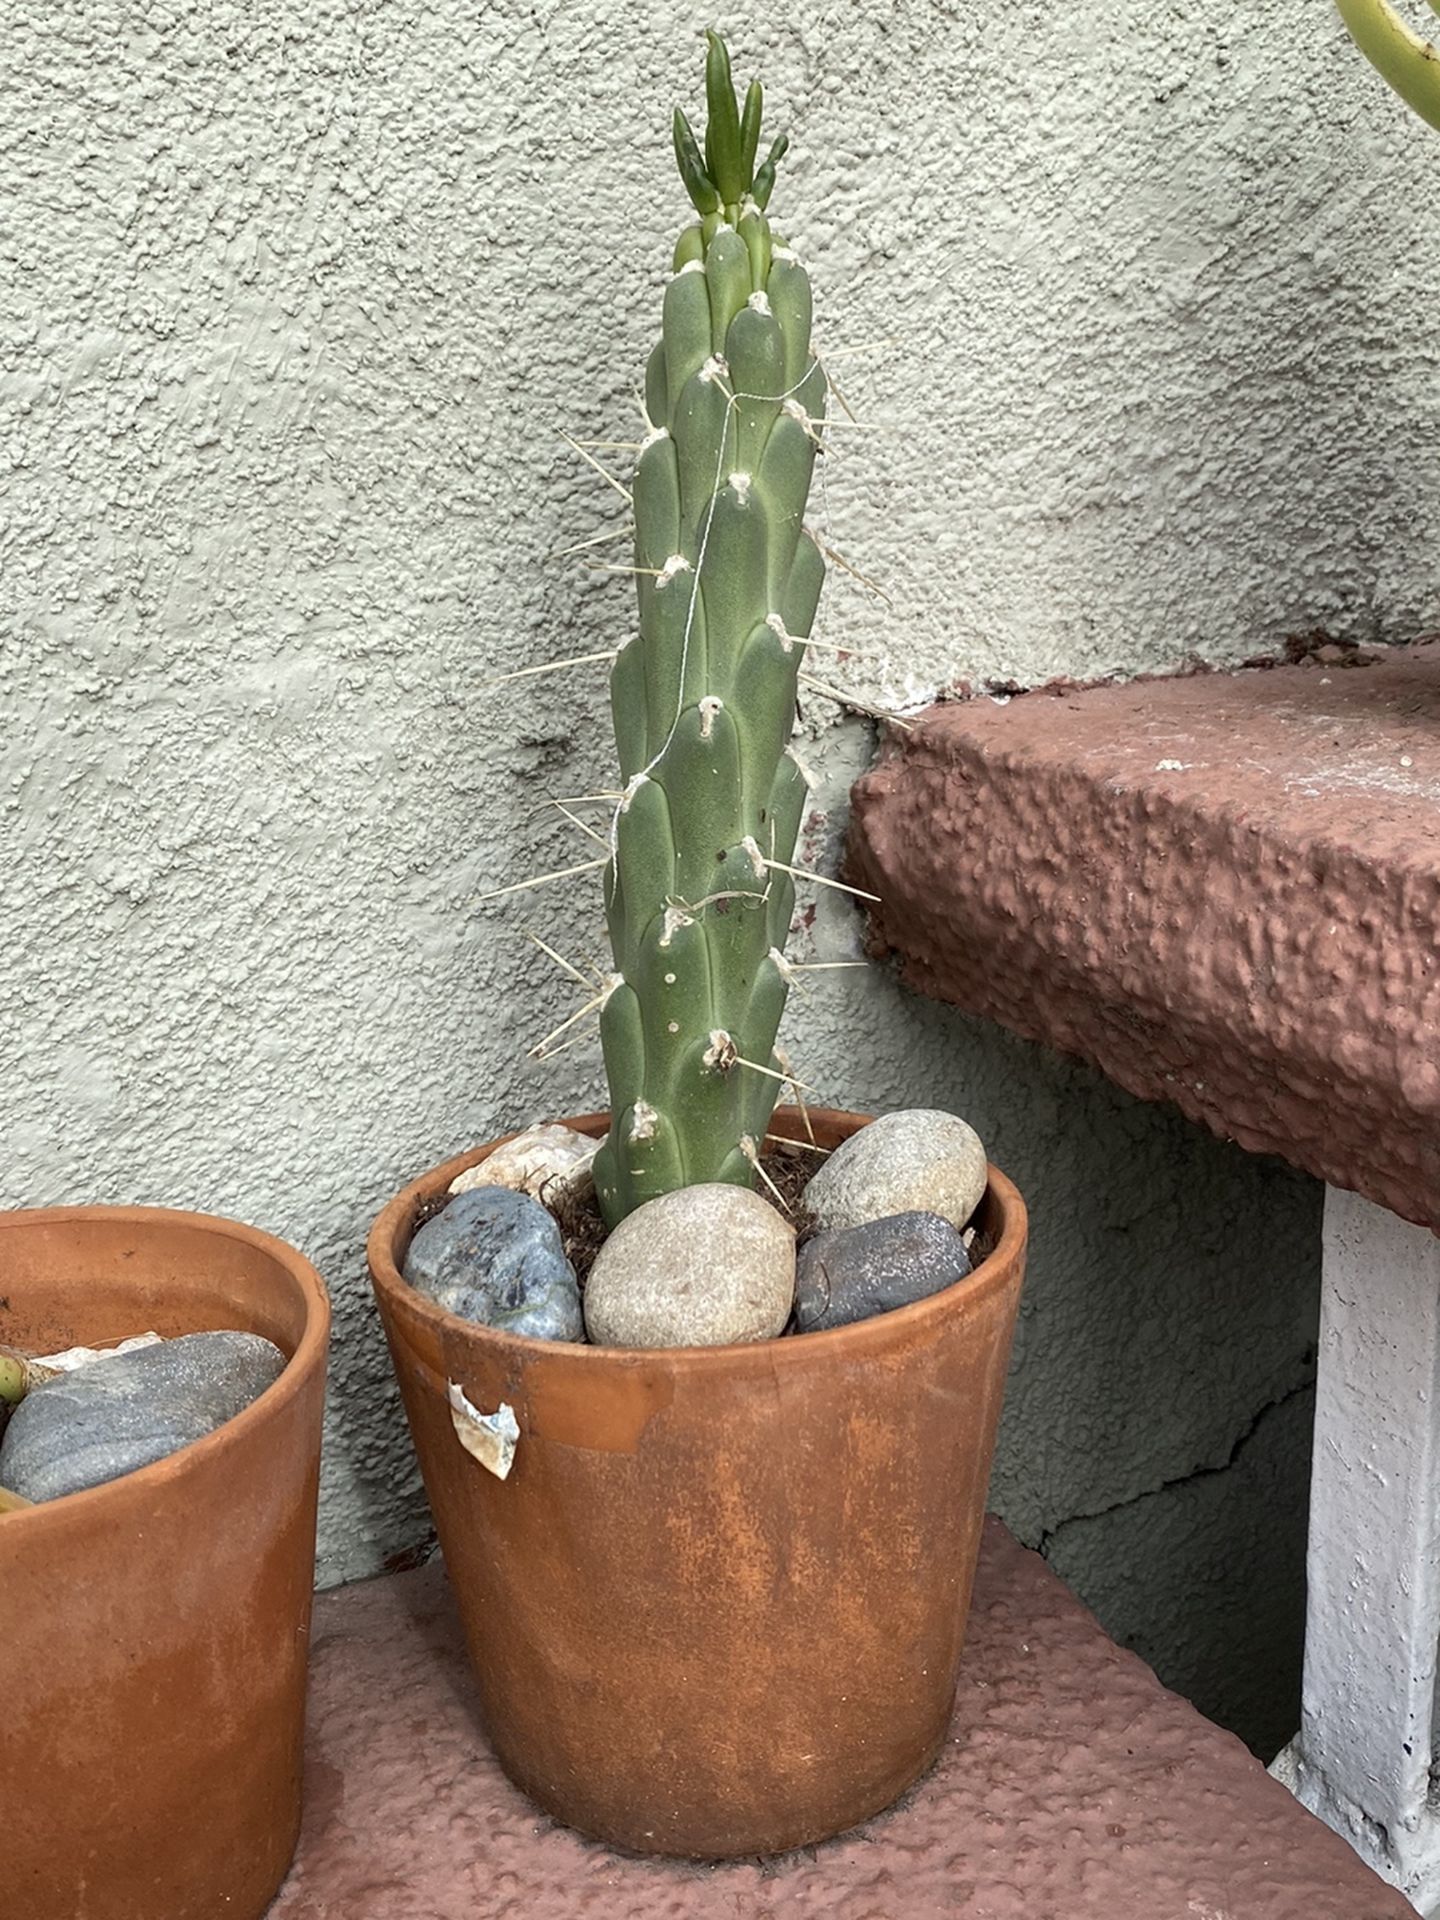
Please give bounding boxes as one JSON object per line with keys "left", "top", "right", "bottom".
{"left": 1034, "top": 1367, "right": 1317, "bottom": 1559}
{"left": 1038, "top": 1377, "right": 1318, "bottom": 1757}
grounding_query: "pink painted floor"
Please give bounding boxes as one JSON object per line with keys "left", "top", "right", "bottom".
{"left": 270, "top": 1518, "right": 1409, "bottom": 1918}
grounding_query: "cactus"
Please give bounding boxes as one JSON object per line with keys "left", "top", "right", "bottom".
{"left": 592, "top": 32, "right": 827, "bottom": 1227}
{"left": 1336, "top": 0, "right": 1440, "bottom": 129}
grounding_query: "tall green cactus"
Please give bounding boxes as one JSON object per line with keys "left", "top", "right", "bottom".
{"left": 1336, "top": 0, "right": 1440, "bottom": 129}
{"left": 592, "top": 33, "right": 826, "bottom": 1227}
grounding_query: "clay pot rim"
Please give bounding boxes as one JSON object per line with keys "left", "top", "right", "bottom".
{"left": 0, "top": 1203, "right": 330, "bottom": 1529}
{"left": 368, "top": 1106, "right": 1025, "bottom": 1369}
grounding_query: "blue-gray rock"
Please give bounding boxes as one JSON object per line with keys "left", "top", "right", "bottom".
{"left": 803, "top": 1108, "right": 989, "bottom": 1235}
{"left": 403, "top": 1186, "right": 583, "bottom": 1342}
{"left": 794, "top": 1211, "right": 972, "bottom": 1334}
{"left": 0, "top": 1331, "right": 286, "bottom": 1504}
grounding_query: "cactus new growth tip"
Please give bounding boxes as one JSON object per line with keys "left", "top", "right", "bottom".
{"left": 591, "top": 32, "right": 827, "bottom": 1226}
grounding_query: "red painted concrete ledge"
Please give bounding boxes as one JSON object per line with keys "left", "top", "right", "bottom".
{"left": 269, "top": 1520, "right": 1407, "bottom": 1918}
{"left": 848, "top": 643, "right": 1440, "bottom": 1231}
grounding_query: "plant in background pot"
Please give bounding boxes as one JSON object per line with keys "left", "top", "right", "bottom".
{"left": 0, "top": 1207, "right": 329, "bottom": 1920}
{"left": 368, "top": 32, "right": 1028, "bottom": 1859}
{"left": 1336, "top": 0, "right": 1440, "bottom": 129}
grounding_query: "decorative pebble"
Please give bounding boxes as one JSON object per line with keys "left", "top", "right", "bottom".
{"left": 804, "top": 1109, "right": 988, "bottom": 1235}
{"left": 584, "top": 1184, "right": 794, "bottom": 1349}
{"left": 0, "top": 1331, "right": 286, "bottom": 1504}
{"left": 404, "top": 1186, "right": 583, "bottom": 1341}
{"left": 795, "top": 1210, "right": 972, "bottom": 1334}
{"left": 448, "top": 1123, "right": 598, "bottom": 1204}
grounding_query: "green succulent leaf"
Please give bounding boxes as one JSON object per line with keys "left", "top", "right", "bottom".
{"left": 673, "top": 106, "right": 722, "bottom": 214}
{"left": 751, "top": 135, "right": 789, "bottom": 211}
{"left": 739, "top": 80, "right": 764, "bottom": 182}
{"left": 704, "top": 30, "right": 745, "bottom": 202}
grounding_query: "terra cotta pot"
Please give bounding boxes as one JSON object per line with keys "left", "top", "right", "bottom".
{"left": 1, "top": 1204, "right": 330, "bottom": 1920}
{"left": 368, "top": 1107, "right": 1026, "bottom": 1857}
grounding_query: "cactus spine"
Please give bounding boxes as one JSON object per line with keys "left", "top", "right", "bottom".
{"left": 592, "top": 33, "right": 826, "bottom": 1227}
{"left": 1336, "top": 0, "right": 1440, "bottom": 130}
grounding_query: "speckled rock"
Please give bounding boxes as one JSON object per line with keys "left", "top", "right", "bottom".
{"left": 795, "top": 1209, "right": 972, "bottom": 1334}
{"left": 404, "top": 1187, "right": 582, "bottom": 1342}
{"left": 583, "top": 1185, "right": 794, "bottom": 1349}
{"left": 0, "top": 1331, "right": 286, "bottom": 1504}
{"left": 448, "top": 1123, "right": 598, "bottom": 1204}
{"left": 803, "top": 1109, "right": 988, "bottom": 1235}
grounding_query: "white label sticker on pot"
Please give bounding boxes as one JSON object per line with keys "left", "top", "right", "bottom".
{"left": 447, "top": 1383, "right": 520, "bottom": 1481}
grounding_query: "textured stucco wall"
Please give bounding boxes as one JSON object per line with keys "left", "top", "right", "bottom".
{"left": 5, "top": 1, "right": 1436, "bottom": 1751}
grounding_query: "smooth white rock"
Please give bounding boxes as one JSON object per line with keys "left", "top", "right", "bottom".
{"left": 449, "top": 1123, "right": 598, "bottom": 1204}
{"left": 584, "top": 1184, "right": 795, "bottom": 1350}
{"left": 803, "top": 1109, "right": 989, "bottom": 1234}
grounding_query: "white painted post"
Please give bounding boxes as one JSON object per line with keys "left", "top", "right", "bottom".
{"left": 1274, "top": 1186, "right": 1440, "bottom": 1914}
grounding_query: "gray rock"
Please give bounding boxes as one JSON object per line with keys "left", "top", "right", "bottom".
{"left": 404, "top": 1186, "right": 582, "bottom": 1341}
{"left": 803, "top": 1109, "right": 989, "bottom": 1235}
{"left": 795, "top": 1211, "right": 972, "bottom": 1334}
{"left": 584, "top": 1184, "right": 794, "bottom": 1349}
{"left": 0, "top": 1331, "right": 286, "bottom": 1504}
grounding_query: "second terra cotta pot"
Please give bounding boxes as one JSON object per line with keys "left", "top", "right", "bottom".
{"left": 1, "top": 1205, "right": 329, "bottom": 1920}
{"left": 368, "top": 1107, "right": 1026, "bottom": 1858}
